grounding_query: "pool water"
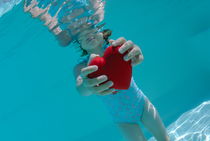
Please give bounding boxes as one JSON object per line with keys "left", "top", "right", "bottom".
{"left": 0, "top": 0, "right": 210, "bottom": 141}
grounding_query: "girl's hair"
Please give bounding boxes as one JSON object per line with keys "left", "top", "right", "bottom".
{"left": 74, "top": 29, "right": 112, "bottom": 57}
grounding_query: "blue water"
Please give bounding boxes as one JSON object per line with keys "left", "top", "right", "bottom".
{"left": 0, "top": 0, "right": 210, "bottom": 141}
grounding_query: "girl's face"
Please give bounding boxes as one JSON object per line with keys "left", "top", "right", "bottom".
{"left": 77, "top": 29, "right": 104, "bottom": 51}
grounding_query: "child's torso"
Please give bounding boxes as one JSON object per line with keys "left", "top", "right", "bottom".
{"left": 76, "top": 49, "right": 145, "bottom": 123}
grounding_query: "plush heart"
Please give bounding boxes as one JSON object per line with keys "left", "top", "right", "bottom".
{"left": 87, "top": 45, "right": 132, "bottom": 90}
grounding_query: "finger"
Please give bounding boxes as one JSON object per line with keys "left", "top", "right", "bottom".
{"left": 131, "top": 55, "right": 144, "bottom": 66}
{"left": 123, "top": 47, "right": 141, "bottom": 61}
{"left": 109, "top": 39, "right": 115, "bottom": 44}
{"left": 98, "top": 88, "right": 116, "bottom": 96}
{"left": 94, "top": 81, "right": 114, "bottom": 93}
{"left": 85, "top": 75, "right": 108, "bottom": 87}
{"left": 118, "top": 40, "right": 134, "bottom": 54}
{"left": 111, "top": 37, "right": 126, "bottom": 46}
{"left": 80, "top": 65, "right": 98, "bottom": 78}
{"left": 88, "top": 54, "right": 100, "bottom": 65}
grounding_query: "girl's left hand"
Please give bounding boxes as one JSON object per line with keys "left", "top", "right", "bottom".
{"left": 109, "top": 37, "right": 144, "bottom": 67}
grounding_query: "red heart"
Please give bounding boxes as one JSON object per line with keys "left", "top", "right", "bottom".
{"left": 87, "top": 45, "right": 132, "bottom": 90}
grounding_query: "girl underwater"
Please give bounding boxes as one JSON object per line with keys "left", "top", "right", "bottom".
{"left": 73, "top": 28, "right": 170, "bottom": 141}
{"left": 23, "top": 0, "right": 170, "bottom": 140}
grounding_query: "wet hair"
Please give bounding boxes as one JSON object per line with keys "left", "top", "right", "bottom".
{"left": 74, "top": 29, "right": 112, "bottom": 57}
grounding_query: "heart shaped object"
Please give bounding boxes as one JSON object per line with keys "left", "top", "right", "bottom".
{"left": 87, "top": 45, "right": 132, "bottom": 90}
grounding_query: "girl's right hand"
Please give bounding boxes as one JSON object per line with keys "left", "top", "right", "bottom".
{"left": 80, "top": 54, "right": 116, "bottom": 96}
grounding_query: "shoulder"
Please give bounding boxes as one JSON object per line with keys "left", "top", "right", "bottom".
{"left": 76, "top": 54, "right": 90, "bottom": 64}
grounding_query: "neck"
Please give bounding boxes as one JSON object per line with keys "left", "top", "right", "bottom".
{"left": 87, "top": 41, "right": 107, "bottom": 56}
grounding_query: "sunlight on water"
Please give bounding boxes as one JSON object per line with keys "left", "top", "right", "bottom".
{"left": 1, "top": 0, "right": 105, "bottom": 46}
{"left": 0, "top": 0, "right": 22, "bottom": 17}
{"left": 150, "top": 100, "right": 210, "bottom": 141}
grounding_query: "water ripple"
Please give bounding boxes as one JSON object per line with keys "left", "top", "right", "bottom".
{"left": 0, "top": 0, "right": 22, "bottom": 17}
{"left": 149, "top": 100, "right": 210, "bottom": 141}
